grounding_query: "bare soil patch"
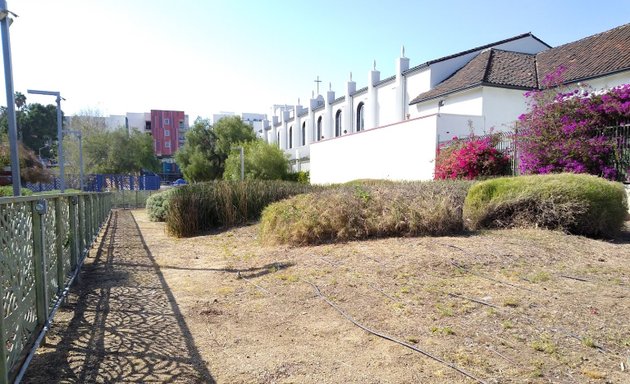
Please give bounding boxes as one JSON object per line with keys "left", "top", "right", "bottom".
{"left": 26, "top": 209, "right": 630, "bottom": 383}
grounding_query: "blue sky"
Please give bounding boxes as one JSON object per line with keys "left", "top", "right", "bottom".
{"left": 2, "top": 0, "right": 629, "bottom": 120}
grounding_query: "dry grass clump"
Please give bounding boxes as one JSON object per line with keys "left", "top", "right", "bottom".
{"left": 260, "top": 180, "right": 473, "bottom": 245}
{"left": 463, "top": 173, "right": 628, "bottom": 238}
{"left": 166, "top": 180, "right": 313, "bottom": 237}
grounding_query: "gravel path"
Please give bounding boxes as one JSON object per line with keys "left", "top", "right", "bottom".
{"left": 23, "top": 209, "right": 214, "bottom": 383}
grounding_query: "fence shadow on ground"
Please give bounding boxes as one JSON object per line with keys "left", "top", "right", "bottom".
{"left": 23, "top": 210, "right": 215, "bottom": 383}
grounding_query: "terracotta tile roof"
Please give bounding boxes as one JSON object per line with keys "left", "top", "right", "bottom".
{"left": 410, "top": 49, "right": 536, "bottom": 104}
{"left": 487, "top": 50, "right": 538, "bottom": 87}
{"left": 404, "top": 32, "right": 550, "bottom": 75}
{"left": 536, "top": 23, "right": 630, "bottom": 86}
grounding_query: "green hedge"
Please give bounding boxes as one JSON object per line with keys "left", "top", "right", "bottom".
{"left": 260, "top": 180, "right": 473, "bottom": 245}
{"left": 0, "top": 186, "right": 33, "bottom": 197}
{"left": 463, "top": 173, "right": 628, "bottom": 237}
{"left": 166, "top": 180, "right": 313, "bottom": 237}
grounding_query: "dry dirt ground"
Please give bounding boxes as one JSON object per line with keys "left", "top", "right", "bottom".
{"left": 24, "top": 209, "right": 630, "bottom": 383}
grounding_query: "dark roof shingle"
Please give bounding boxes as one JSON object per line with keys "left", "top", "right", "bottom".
{"left": 536, "top": 23, "right": 630, "bottom": 86}
{"left": 410, "top": 49, "right": 537, "bottom": 104}
{"left": 410, "top": 23, "right": 630, "bottom": 105}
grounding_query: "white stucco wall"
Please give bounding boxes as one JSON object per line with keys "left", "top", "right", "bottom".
{"left": 376, "top": 82, "right": 398, "bottom": 126}
{"left": 481, "top": 87, "right": 529, "bottom": 132}
{"left": 310, "top": 115, "right": 439, "bottom": 184}
{"left": 570, "top": 71, "right": 630, "bottom": 92}
{"left": 405, "top": 68, "right": 431, "bottom": 105}
{"left": 413, "top": 88, "right": 483, "bottom": 118}
{"left": 126, "top": 112, "right": 150, "bottom": 132}
{"left": 436, "top": 114, "right": 486, "bottom": 142}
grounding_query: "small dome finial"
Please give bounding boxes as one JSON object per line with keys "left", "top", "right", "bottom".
{"left": 349, "top": 71, "right": 353, "bottom": 81}
{"left": 329, "top": 82, "right": 332, "bottom": 91}
{"left": 401, "top": 45, "right": 405, "bottom": 57}
{"left": 373, "top": 59, "right": 376, "bottom": 70}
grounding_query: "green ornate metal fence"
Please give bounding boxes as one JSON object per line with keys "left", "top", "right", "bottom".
{"left": 0, "top": 192, "right": 111, "bottom": 384}
{"left": 110, "top": 189, "right": 159, "bottom": 209}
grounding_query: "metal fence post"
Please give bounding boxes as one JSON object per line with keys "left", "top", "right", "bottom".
{"left": 31, "top": 200, "right": 49, "bottom": 328}
{"left": 77, "top": 195, "right": 85, "bottom": 257}
{"left": 54, "top": 198, "right": 64, "bottom": 292}
{"left": 0, "top": 249, "right": 7, "bottom": 384}
{"left": 69, "top": 196, "right": 79, "bottom": 269}
{"left": 91, "top": 195, "right": 96, "bottom": 239}
{"left": 87, "top": 195, "right": 93, "bottom": 243}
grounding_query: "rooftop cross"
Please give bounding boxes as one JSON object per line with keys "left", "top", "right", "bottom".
{"left": 314, "top": 75, "right": 322, "bottom": 95}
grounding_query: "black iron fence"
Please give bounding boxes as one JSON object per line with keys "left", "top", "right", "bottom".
{"left": 601, "top": 125, "right": 630, "bottom": 182}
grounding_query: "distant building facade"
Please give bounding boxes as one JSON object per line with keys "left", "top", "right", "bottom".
{"left": 262, "top": 23, "right": 630, "bottom": 183}
{"left": 150, "top": 110, "right": 187, "bottom": 157}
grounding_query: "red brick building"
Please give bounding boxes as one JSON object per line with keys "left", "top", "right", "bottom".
{"left": 150, "top": 110, "right": 186, "bottom": 157}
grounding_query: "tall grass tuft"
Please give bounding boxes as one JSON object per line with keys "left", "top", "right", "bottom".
{"left": 166, "top": 180, "right": 313, "bottom": 237}
{"left": 463, "top": 173, "right": 628, "bottom": 238}
{"left": 260, "top": 180, "right": 473, "bottom": 246}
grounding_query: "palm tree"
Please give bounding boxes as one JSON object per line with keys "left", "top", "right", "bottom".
{"left": 14, "top": 91, "right": 26, "bottom": 110}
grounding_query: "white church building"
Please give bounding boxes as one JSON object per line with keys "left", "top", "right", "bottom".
{"left": 260, "top": 23, "right": 630, "bottom": 184}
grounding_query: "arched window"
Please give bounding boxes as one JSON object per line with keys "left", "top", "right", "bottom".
{"left": 288, "top": 126, "right": 293, "bottom": 149}
{"left": 356, "top": 102, "right": 365, "bottom": 132}
{"left": 277, "top": 131, "right": 280, "bottom": 146}
{"left": 301, "top": 122, "right": 306, "bottom": 146}
{"left": 335, "top": 110, "right": 342, "bottom": 137}
{"left": 317, "top": 116, "right": 322, "bottom": 141}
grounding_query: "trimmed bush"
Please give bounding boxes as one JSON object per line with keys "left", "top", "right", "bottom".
{"left": 260, "top": 180, "right": 473, "bottom": 246}
{"left": 463, "top": 173, "right": 628, "bottom": 237}
{"left": 166, "top": 180, "right": 313, "bottom": 237}
{"left": 146, "top": 189, "right": 175, "bottom": 222}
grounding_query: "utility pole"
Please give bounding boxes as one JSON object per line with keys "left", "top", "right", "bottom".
{"left": 0, "top": 0, "right": 21, "bottom": 195}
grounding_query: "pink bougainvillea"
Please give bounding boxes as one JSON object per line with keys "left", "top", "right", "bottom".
{"left": 517, "top": 67, "right": 629, "bottom": 180}
{"left": 435, "top": 134, "right": 511, "bottom": 180}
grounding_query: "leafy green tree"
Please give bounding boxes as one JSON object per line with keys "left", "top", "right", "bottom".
{"left": 62, "top": 110, "right": 159, "bottom": 176}
{"left": 213, "top": 116, "right": 257, "bottom": 166}
{"left": 64, "top": 110, "right": 111, "bottom": 176}
{"left": 0, "top": 99, "right": 58, "bottom": 155}
{"left": 18, "top": 103, "right": 59, "bottom": 153}
{"left": 175, "top": 116, "right": 257, "bottom": 181}
{"left": 83, "top": 128, "right": 159, "bottom": 174}
{"left": 175, "top": 118, "right": 220, "bottom": 181}
{"left": 224, "top": 139, "right": 290, "bottom": 181}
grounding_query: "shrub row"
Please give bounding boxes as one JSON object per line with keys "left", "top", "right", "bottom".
{"left": 464, "top": 173, "right": 627, "bottom": 238}
{"left": 165, "top": 180, "right": 313, "bottom": 237}
{"left": 260, "top": 174, "right": 627, "bottom": 245}
{"left": 260, "top": 180, "right": 473, "bottom": 245}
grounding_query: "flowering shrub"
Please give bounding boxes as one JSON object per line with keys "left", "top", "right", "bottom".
{"left": 517, "top": 67, "right": 630, "bottom": 180}
{"left": 435, "top": 134, "right": 511, "bottom": 180}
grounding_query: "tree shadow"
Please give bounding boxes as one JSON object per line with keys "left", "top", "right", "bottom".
{"left": 23, "top": 210, "right": 215, "bottom": 383}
